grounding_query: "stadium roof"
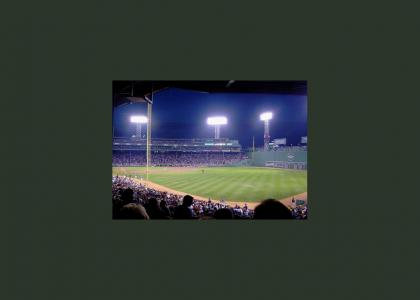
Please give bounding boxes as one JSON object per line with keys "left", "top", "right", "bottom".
{"left": 113, "top": 80, "right": 307, "bottom": 107}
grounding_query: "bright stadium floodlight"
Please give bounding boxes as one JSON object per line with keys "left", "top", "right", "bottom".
{"left": 130, "top": 115, "right": 148, "bottom": 138}
{"left": 207, "top": 116, "right": 228, "bottom": 139}
{"left": 260, "top": 112, "right": 273, "bottom": 150}
{"left": 130, "top": 116, "right": 148, "bottom": 123}
{"left": 207, "top": 116, "right": 227, "bottom": 125}
{"left": 259, "top": 112, "right": 273, "bottom": 121}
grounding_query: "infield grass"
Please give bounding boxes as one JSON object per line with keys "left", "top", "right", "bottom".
{"left": 112, "top": 166, "right": 307, "bottom": 202}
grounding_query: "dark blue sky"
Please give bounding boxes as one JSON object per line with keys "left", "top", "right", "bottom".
{"left": 113, "top": 88, "right": 307, "bottom": 147}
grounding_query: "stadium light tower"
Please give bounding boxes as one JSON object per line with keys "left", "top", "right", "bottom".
{"left": 260, "top": 112, "right": 273, "bottom": 150}
{"left": 130, "top": 115, "right": 148, "bottom": 138}
{"left": 207, "top": 116, "right": 227, "bottom": 139}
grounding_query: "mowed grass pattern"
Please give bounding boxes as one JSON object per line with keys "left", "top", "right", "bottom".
{"left": 112, "top": 167, "right": 307, "bottom": 202}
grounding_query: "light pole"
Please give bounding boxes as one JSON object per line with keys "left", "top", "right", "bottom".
{"left": 130, "top": 115, "right": 148, "bottom": 138}
{"left": 260, "top": 112, "right": 273, "bottom": 150}
{"left": 207, "top": 116, "right": 227, "bottom": 139}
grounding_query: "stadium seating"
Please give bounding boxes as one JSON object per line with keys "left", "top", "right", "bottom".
{"left": 112, "top": 176, "right": 308, "bottom": 220}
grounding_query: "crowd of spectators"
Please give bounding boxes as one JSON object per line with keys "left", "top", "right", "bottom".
{"left": 112, "top": 151, "right": 246, "bottom": 167}
{"left": 291, "top": 205, "right": 308, "bottom": 219}
{"left": 112, "top": 176, "right": 308, "bottom": 220}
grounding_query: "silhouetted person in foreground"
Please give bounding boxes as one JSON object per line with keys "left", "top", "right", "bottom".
{"left": 213, "top": 208, "right": 233, "bottom": 219}
{"left": 159, "top": 199, "right": 171, "bottom": 218}
{"left": 119, "top": 203, "right": 150, "bottom": 220}
{"left": 121, "top": 188, "right": 134, "bottom": 203}
{"left": 253, "top": 199, "right": 293, "bottom": 219}
{"left": 145, "top": 198, "right": 169, "bottom": 219}
{"left": 173, "top": 195, "right": 195, "bottom": 219}
{"left": 113, "top": 188, "right": 134, "bottom": 219}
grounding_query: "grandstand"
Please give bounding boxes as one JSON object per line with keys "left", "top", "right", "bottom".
{"left": 112, "top": 137, "right": 241, "bottom": 152}
{"left": 112, "top": 137, "right": 306, "bottom": 170}
{"left": 112, "top": 137, "right": 244, "bottom": 167}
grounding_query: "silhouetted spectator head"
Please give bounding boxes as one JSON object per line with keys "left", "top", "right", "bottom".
{"left": 173, "top": 195, "right": 195, "bottom": 219}
{"left": 121, "top": 188, "right": 134, "bottom": 205}
{"left": 159, "top": 199, "right": 171, "bottom": 218}
{"left": 213, "top": 208, "right": 233, "bottom": 219}
{"left": 148, "top": 197, "right": 159, "bottom": 208}
{"left": 145, "top": 197, "right": 168, "bottom": 219}
{"left": 182, "top": 195, "right": 194, "bottom": 207}
{"left": 160, "top": 199, "right": 168, "bottom": 209}
{"left": 119, "top": 203, "right": 149, "bottom": 219}
{"left": 254, "top": 199, "right": 293, "bottom": 219}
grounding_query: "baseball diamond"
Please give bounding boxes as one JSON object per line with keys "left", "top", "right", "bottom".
{"left": 112, "top": 80, "right": 308, "bottom": 220}
{"left": 112, "top": 166, "right": 307, "bottom": 203}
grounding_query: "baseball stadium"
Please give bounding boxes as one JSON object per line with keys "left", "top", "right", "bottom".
{"left": 112, "top": 81, "right": 307, "bottom": 220}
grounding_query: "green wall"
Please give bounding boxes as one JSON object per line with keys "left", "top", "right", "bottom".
{"left": 249, "top": 150, "right": 307, "bottom": 167}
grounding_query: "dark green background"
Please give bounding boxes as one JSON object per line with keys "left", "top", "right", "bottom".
{"left": 3, "top": 1, "right": 420, "bottom": 299}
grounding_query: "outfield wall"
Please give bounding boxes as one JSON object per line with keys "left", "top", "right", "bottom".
{"left": 248, "top": 150, "right": 307, "bottom": 169}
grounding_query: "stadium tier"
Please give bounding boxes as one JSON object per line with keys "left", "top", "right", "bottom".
{"left": 113, "top": 137, "right": 244, "bottom": 167}
{"left": 112, "top": 176, "right": 308, "bottom": 220}
{"left": 113, "top": 137, "right": 241, "bottom": 152}
{"left": 113, "top": 137, "right": 307, "bottom": 169}
{"left": 112, "top": 151, "right": 245, "bottom": 167}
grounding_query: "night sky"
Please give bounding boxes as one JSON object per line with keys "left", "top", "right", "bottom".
{"left": 113, "top": 88, "right": 307, "bottom": 148}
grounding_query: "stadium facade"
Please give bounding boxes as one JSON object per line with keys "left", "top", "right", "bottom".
{"left": 112, "top": 137, "right": 306, "bottom": 170}
{"left": 113, "top": 137, "right": 241, "bottom": 152}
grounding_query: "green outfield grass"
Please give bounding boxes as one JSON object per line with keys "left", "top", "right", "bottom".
{"left": 112, "top": 166, "right": 307, "bottom": 202}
